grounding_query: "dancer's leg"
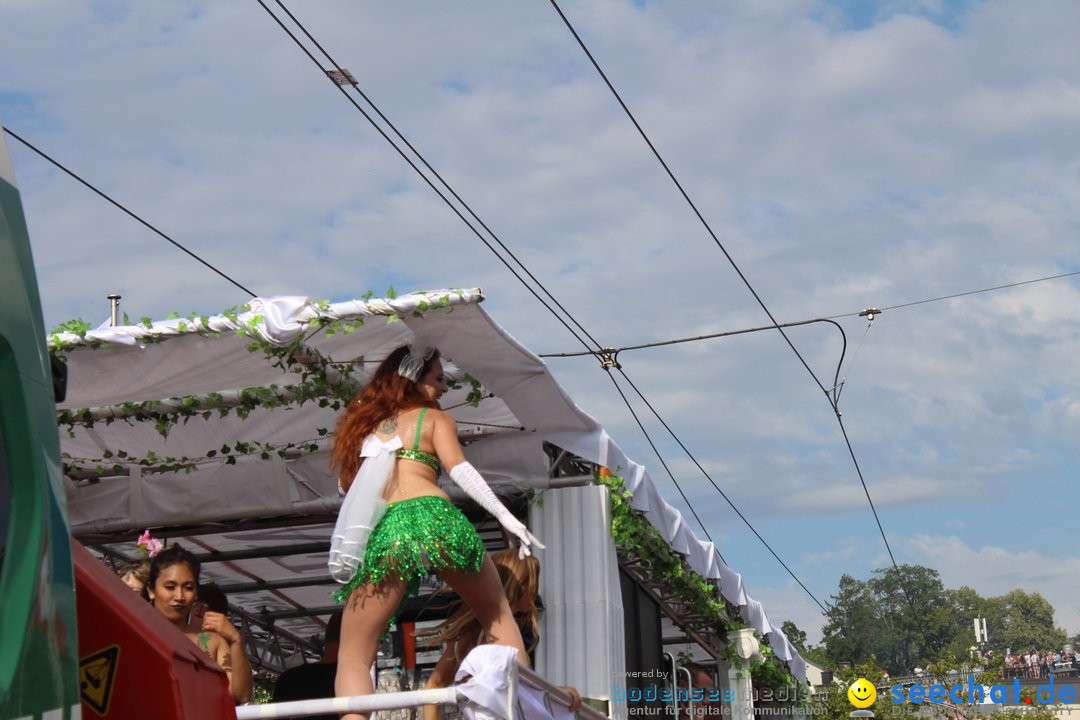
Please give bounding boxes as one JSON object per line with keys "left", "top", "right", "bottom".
{"left": 336, "top": 578, "right": 407, "bottom": 720}
{"left": 439, "top": 556, "right": 529, "bottom": 666}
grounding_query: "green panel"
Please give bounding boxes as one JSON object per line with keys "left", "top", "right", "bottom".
{"left": 0, "top": 140, "right": 79, "bottom": 718}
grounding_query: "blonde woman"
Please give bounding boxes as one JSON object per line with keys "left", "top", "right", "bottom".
{"left": 421, "top": 549, "right": 581, "bottom": 720}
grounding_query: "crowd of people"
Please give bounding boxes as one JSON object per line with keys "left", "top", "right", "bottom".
{"left": 1002, "top": 649, "right": 1079, "bottom": 679}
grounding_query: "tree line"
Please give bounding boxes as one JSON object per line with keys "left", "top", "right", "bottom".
{"left": 783, "top": 564, "right": 1072, "bottom": 676}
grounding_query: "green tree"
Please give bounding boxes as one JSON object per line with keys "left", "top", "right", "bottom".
{"left": 821, "top": 574, "right": 881, "bottom": 667}
{"left": 865, "top": 565, "right": 955, "bottom": 674}
{"left": 781, "top": 620, "right": 808, "bottom": 651}
{"left": 781, "top": 619, "right": 830, "bottom": 667}
{"left": 940, "top": 585, "right": 989, "bottom": 659}
{"left": 984, "top": 589, "right": 1067, "bottom": 654}
{"left": 822, "top": 566, "right": 1068, "bottom": 676}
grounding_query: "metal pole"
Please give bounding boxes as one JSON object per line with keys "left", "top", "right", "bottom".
{"left": 518, "top": 665, "right": 609, "bottom": 720}
{"left": 678, "top": 665, "right": 693, "bottom": 720}
{"left": 107, "top": 293, "right": 121, "bottom": 326}
{"left": 664, "top": 651, "right": 679, "bottom": 719}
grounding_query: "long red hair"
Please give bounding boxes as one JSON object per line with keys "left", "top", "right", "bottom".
{"left": 331, "top": 345, "right": 440, "bottom": 491}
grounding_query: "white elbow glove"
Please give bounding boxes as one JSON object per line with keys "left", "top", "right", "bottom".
{"left": 449, "top": 461, "right": 545, "bottom": 558}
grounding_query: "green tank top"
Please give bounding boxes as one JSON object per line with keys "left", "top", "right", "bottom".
{"left": 395, "top": 407, "right": 441, "bottom": 473}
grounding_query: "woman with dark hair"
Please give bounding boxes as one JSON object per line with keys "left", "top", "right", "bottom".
{"left": 329, "top": 345, "right": 542, "bottom": 720}
{"left": 146, "top": 544, "right": 253, "bottom": 703}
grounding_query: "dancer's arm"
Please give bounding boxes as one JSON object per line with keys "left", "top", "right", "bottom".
{"left": 432, "top": 411, "right": 543, "bottom": 556}
{"left": 202, "top": 611, "right": 254, "bottom": 703}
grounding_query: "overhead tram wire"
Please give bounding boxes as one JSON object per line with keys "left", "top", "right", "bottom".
{"left": 547, "top": 0, "right": 915, "bottom": 612}
{"left": 543, "top": 317, "right": 847, "bottom": 358}
{"left": 256, "top": 0, "right": 829, "bottom": 610}
{"left": 261, "top": 0, "right": 826, "bottom": 605}
{"left": 544, "top": 266, "right": 1080, "bottom": 359}
{"left": 546, "top": 0, "right": 830, "bottom": 396}
{"left": 3, "top": 127, "right": 257, "bottom": 298}
{"left": 603, "top": 368, "right": 721, "bottom": 552}
{"left": 611, "top": 367, "right": 830, "bottom": 614}
{"left": 261, "top": 0, "right": 724, "bottom": 548}
{"left": 825, "top": 269, "right": 1080, "bottom": 318}
{"left": 255, "top": 0, "right": 603, "bottom": 358}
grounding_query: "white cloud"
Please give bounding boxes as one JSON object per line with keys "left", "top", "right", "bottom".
{"left": 907, "top": 535, "right": 1080, "bottom": 636}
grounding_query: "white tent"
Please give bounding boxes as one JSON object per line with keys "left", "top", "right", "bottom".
{"left": 56, "top": 288, "right": 805, "bottom": 683}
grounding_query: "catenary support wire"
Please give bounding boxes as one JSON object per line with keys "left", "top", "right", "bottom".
{"left": 547, "top": 0, "right": 914, "bottom": 611}
{"left": 3, "top": 127, "right": 257, "bottom": 298}
{"left": 254, "top": 0, "right": 600, "bottom": 357}
{"left": 255, "top": 0, "right": 828, "bottom": 612}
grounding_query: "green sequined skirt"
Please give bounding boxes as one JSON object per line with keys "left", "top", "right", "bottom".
{"left": 333, "top": 495, "right": 485, "bottom": 603}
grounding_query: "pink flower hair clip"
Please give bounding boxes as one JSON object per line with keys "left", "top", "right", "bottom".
{"left": 137, "top": 529, "right": 164, "bottom": 558}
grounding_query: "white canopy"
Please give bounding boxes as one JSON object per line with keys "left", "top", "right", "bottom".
{"left": 57, "top": 289, "right": 805, "bottom": 683}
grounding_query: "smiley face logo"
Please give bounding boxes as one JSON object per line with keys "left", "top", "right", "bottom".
{"left": 847, "top": 678, "right": 876, "bottom": 708}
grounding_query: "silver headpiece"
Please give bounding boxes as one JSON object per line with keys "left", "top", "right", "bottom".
{"left": 397, "top": 343, "right": 436, "bottom": 382}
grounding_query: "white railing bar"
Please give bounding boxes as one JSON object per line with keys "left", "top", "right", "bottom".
{"left": 518, "top": 666, "right": 611, "bottom": 720}
{"left": 677, "top": 666, "right": 693, "bottom": 720}
{"left": 235, "top": 687, "right": 459, "bottom": 719}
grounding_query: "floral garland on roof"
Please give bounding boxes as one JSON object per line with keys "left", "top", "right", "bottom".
{"left": 54, "top": 290, "right": 486, "bottom": 478}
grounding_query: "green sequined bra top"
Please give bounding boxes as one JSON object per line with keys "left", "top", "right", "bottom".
{"left": 395, "top": 407, "right": 441, "bottom": 474}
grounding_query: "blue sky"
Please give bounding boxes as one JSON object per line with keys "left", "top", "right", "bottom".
{"left": 3, "top": 0, "right": 1079, "bottom": 647}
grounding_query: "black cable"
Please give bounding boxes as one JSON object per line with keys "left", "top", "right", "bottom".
{"left": 834, "top": 410, "right": 910, "bottom": 606}
{"left": 548, "top": 0, "right": 916, "bottom": 610}
{"left": 542, "top": 317, "right": 843, "bottom": 358}
{"left": 826, "top": 270, "right": 1080, "bottom": 318}
{"left": 547, "top": 0, "right": 830, "bottom": 399}
{"left": 255, "top": 0, "right": 829, "bottom": 611}
{"left": 3, "top": 127, "right": 258, "bottom": 299}
{"left": 255, "top": 0, "right": 603, "bottom": 359}
{"left": 613, "top": 366, "right": 830, "bottom": 614}
{"left": 542, "top": 268, "right": 1080, "bottom": 357}
{"left": 603, "top": 369, "right": 720, "bottom": 553}
{"left": 270, "top": 0, "right": 606, "bottom": 357}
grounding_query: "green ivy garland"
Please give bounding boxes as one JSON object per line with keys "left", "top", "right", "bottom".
{"left": 54, "top": 291, "right": 486, "bottom": 477}
{"left": 594, "top": 471, "right": 797, "bottom": 694}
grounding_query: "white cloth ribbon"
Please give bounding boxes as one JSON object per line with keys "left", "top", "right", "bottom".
{"left": 456, "top": 645, "right": 519, "bottom": 720}
{"left": 328, "top": 435, "right": 401, "bottom": 583}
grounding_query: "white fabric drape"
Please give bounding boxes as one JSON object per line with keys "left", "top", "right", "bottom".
{"left": 456, "top": 645, "right": 519, "bottom": 720}
{"left": 328, "top": 435, "right": 400, "bottom": 583}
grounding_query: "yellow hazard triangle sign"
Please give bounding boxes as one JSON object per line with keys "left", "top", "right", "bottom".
{"left": 80, "top": 644, "right": 120, "bottom": 716}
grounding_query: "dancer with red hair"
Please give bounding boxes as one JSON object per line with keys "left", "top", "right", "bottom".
{"left": 329, "top": 344, "right": 541, "bottom": 720}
